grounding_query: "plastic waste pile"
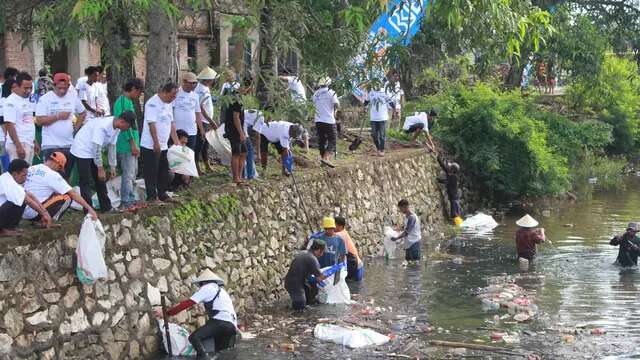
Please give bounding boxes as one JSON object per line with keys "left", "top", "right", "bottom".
{"left": 473, "top": 276, "right": 539, "bottom": 322}
{"left": 314, "top": 323, "right": 390, "bottom": 348}
{"left": 460, "top": 213, "right": 499, "bottom": 235}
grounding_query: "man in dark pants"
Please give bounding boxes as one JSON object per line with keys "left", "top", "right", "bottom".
{"left": 285, "top": 240, "right": 327, "bottom": 311}
{"left": 0, "top": 159, "right": 51, "bottom": 236}
{"left": 155, "top": 269, "right": 237, "bottom": 359}
{"left": 312, "top": 77, "right": 339, "bottom": 166}
{"left": 437, "top": 154, "right": 462, "bottom": 219}
{"left": 139, "top": 83, "right": 180, "bottom": 205}
{"left": 392, "top": 199, "right": 422, "bottom": 261}
{"left": 610, "top": 222, "right": 640, "bottom": 267}
{"left": 70, "top": 113, "right": 135, "bottom": 212}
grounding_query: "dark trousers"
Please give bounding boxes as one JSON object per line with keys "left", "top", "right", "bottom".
{"left": 188, "top": 319, "right": 236, "bottom": 354}
{"left": 450, "top": 198, "right": 462, "bottom": 218}
{"left": 370, "top": 121, "right": 387, "bottom": 151}
{"left": 286, "top": 283, "right": 318, "bottom": 311}
{"left": 33, "top": 194, "right": 72, "bottom": 222}
{"left": 0, "top": 201, "right": 26, "bottom": 230}
{"left": 405, "top": 241, "right": 422, "bottom": 261}
{"left": 195, "top": 127, "right": 209, "bottom": 163}
{"left": 42, "top": 147, "right": 75, "bottom": 179}
{"left": 75, "top": 157, "right": 111, "bottom": 212}
{"left": 141, "top": 147, "right": 169, "bottom": 201}
{"left": 316, "top": 122, "right": 337, "bottom": 156}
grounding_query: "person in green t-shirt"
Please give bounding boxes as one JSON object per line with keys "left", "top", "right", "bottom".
{"left": 115, "top": 78, "right": 143, "bottom": 209}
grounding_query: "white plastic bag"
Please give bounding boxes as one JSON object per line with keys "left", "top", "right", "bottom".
{"left": 157, "top": 320, "right": 195, "bottom": 356}
{"left": 382, "top": 226, "right": 400, "bottom": 259}
{"left": 91, "top": 176, "right": 121, "bottom": 210}
{"left": 167, "top": 145, "right": 199, "bottom": 177}
{"left": 460, "top": 213, "right": 499, "bottom": 234}
{"left": 318, "top": 267, "right": 352, "bottom": 304}
{"left": 314, "top": 323, "right": 390, "bottom": 348}
{"left": 206, "top": 125, "right": 232, "bottom": 166}
{"left": 76, "top": 215, "right": 108, "bottom": 285}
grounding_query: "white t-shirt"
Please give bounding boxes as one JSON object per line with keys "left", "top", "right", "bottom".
{"left": 23, "top": 164, "right": 72, "bottom": 219}
{"left": 386, "top": 82, "right": 404, "bottom": 110}
{"left": 243, "top": 110, "right": 264, "bottom": 135}
{"left": 3, "top": 93, "right": 35, "bottom": 146}
{"left": 140, "top": 94, "right": 174, "bottom": 151}
{"left": 0, "top": 172, "right": 25, "bottom": 207}
{"left": 285, "top": 77, "right": 306, "bottom": 103}
{"left": 313, "top": 87, "right": 339, "bottom": 124}
{"left": 403, "top": 112, "right": 429, "bottom": 131}
{"left": 78, "top": 81, "right": 102, "bottom": 119}
{"left": 75, "top": 76, "right": 88, "bottom": 91}
{"left": 220, "top": 82, "right": 240, "bottom": 96}
{"left": 95, "top": 82, "right": 111, "bottom": 116}
{"left": 36, "top": 91, "right": 86, "bottom": 148}
{"left": 367, "top": 89, "right": 391, "bottom": 122}
{"left": 173, "top": 87, "right": 201, "bottom": 136}
{"left": 195, "top": 83, "right": 214, "bottom": 122}
{"left": 71, "top": 116, "right": 119, "bottom": 159}
{"left": 190, "top": 283, "right": 237, "bottom": 326}
{"left": 256, "top": 121, "right": 293, "bottom": 149}
{"left": 0, "top": 98, "right": 6, "bottom": 143}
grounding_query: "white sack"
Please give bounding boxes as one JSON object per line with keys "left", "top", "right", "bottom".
{"left": 167, "top": 145, "right": 199, "bottom": 177}
{"left": 318, "top": 268, "right": 352, "bottom": 304}
{"left": 206, "top": 126, "right": 232, "bottom": 166}
{"left": 382, "top": 226, "right": 400, "bottom": 259}
{"left": 91, "top": 176, "right": 121, "bottom": 210}
{"left": 460, "top": 213, "right": 499, "bottom": 232}
{"left": 76, "top": 215, "right": 108, "bottom": 285}
{"left": 157, "top": 320, "right": 195, "bottom": 356}
{"left": 314, "top": 323, "right": 390, "bottom": 349}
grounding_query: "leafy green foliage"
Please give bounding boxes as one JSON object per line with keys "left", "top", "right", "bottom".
{"left": 416, "top": 82, "right": 614, "bottom": 201}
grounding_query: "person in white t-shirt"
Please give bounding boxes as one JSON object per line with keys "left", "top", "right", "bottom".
{"left": 3, "top": 72, "right": 37, "bottom": 165}
{"left": 154, "top": 269, "right": 237, "bottom": 358}
{"left": 95, "top": 68, "right": 111, "bottom": 117}
{"left": 71, "top": 112, "right": 135, "bottom": 213}
{"left": 24, "top": 152, "right": 97, "bottom": 222}
{"left": 255, "top": 117, "right": 304, "bottom": 176}
{"left": 140, "top": 83, "right": 180, "bottom": 204}
{"left": 402, "top": 111, "right": 436, "bottom": 152}
{"left": 78, "top": 66, "right": 105, "bottom": 121}
{"left": 196, "top": 67, "right": 219, "bottom": 172}
{"left": 386, "top": 71, "right": 405, "bottom": 129}
{"left": 35, "top": 73, "right": 87, "bottom": 178}
{"left": 174, "top": 72, "right": 204, "bottom": 153}
{"left": 0, "top": 159, "right": 51, "bottom": 235}
{"left": 365, "top": 86, "right": 392, "bottom": 156}
{"left": 312, "top": 77, "right": 339, "bottom": 166}
{"left": 279, "top": 70, "right": 307, "bottom": 103}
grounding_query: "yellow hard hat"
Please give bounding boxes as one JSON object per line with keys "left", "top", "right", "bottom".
{"left": 322, "top": 217, "right": 336, "bottom": 229}
{"left": 453, "top": 216, "right": 463, "bottom": 226}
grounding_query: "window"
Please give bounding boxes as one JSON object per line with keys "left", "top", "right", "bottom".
{"left": 187, "top": 38, "right": 197, "bottom": 71}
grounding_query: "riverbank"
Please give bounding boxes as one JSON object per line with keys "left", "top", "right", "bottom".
{"left": 0, "top": 143, "right": 449, "bottom": 359}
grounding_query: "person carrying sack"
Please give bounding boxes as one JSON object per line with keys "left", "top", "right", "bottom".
{"left": 154, "top": 269, "right": 237, "bottom": 359}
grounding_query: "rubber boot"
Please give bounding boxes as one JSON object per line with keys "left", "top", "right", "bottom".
{"left": 191, "top": 337, "right": 212, "bottom": 360}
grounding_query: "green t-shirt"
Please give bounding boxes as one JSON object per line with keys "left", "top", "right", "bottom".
{"left": 114, "top": 95, "right": 140, "bottom": 154}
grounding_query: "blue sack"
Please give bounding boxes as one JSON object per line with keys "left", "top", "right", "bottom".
{"left": 284, "top": 149, "right": 294, "bottom": 174}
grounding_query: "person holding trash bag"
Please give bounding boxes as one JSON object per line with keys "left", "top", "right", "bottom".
{"left": 284, "top": 240, "right": 328, "bottom": 311}
{"left": 610, "top": 222, "right": 640, "bottom": 267}
{"left": 314, "top": 217, "right": 347, "bottom": 269}
{"left": 335, "top": 216, "right": 364, "bottom": 281}
{"left": 154, "top": 269, "right": 237, "bottom": 359}
{"left": 515, "top": 214, "right": 546, "bottom": 262}
{"left": 391, "top": 199, "right": 422, "bottom": 261}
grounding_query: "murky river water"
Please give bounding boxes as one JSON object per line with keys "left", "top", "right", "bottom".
{"left": 212, "top": 179, "right": 640, "bottom": 359}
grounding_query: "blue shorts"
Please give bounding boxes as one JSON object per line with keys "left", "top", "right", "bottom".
{"left": 405, "top": 241, "right": 422, "bottom": 261}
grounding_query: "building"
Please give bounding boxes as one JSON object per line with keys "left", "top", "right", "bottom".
{"left": 0, "top": 10, "right": 258, "bottom": 82}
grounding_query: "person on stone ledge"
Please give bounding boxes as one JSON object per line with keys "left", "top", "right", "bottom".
{"left": 0, "top": 159, "right": 52, "bottom": 236}
{"left": 284, "top": 239, "right": 327, "bottom": 311}
{"left": 335, "top": 216, "right": 364, "bottom": 281}
{"left": 154, "top": 269, "right": 237, "bottom": 359}
{"left": 436, "top": 153, "right": 462, "bottom": 220}
{"left": 391, "top": 199, "right": 422, "bottom": 261}
{"left": 610, "top": 222, "right": 640, "bottom": 267}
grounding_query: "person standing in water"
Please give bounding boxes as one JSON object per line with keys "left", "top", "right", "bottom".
{"left": 515, "top": 214, "right": 545, "bottom": 262}
{"left": 610, "top": 222, "right": 640, "bottom": 267}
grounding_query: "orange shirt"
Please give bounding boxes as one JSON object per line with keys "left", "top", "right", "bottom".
{"left": 337, "top": 230, "right": 361, "bottom": 265}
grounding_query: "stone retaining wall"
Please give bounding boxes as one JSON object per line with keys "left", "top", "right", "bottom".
{"left": 0, "top": 149, "right": 448, "bottom": 359}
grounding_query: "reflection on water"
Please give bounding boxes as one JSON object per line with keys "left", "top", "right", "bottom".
{"left": 221, "top": 178, "right": 640, "bottom": 359}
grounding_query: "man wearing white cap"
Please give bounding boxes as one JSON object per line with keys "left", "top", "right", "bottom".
{"left": 515, "top": 214, "right": 546, "bottom": 261}
{"left": 195, "top": 67, "right": 218, "bottom": 172}
{"left": 155, "top": 269, "right": 237, "bottom": 358}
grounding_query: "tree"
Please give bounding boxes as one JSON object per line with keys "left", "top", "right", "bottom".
{"left": 145, "top": 5, "right": 179, "bottom": 96}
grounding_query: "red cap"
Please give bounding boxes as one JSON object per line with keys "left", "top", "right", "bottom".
{"left": 50, "top": 152, "right": 67, "bottom": 168}
{"left": 53, "top": 73, "right": 70, "bottom": 84}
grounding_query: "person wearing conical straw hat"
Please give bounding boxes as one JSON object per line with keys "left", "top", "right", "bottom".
{"left": 515, "top": 214, "right": 546, "bottom": 262}
{"left": 154, "top": 268, "right": 237, "bottom": 359}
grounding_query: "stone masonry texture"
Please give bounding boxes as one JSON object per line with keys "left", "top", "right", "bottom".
{"left": 0, "top": 149, "right": 447, "bottom": 359}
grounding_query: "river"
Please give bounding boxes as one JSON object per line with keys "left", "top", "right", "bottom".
{"left": 214, "top": 178, "right": 640, "bottom": 359}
